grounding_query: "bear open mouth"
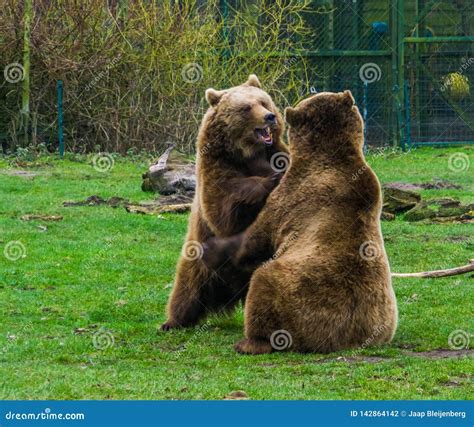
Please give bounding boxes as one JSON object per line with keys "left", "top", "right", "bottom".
{"left": 255, "top": 126, "right": 273, "bottom": 145}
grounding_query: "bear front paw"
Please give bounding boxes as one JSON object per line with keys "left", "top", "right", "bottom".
{"left": 160, "top": 321, "right": 180, "bottom": 332}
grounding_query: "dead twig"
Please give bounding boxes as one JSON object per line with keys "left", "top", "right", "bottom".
{"left": 392, "top": 260, "right": 474, "bottom": 278}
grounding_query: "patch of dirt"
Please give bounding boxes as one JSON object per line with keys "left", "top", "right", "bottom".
{"left": 315, "top": 355, "right": 390, "bottom": 364}
{"left": 430, "top": 215, "right": 474, "bottom": 224}
{"left": 73, "top": 324, "right": 99, "bottom": 335}
{"left": 420, "top": 179, "right": 462, "bottom": 190}
{"left": 445, "top": 235, "right": 470, "bottom": 243}
{"left": 440, "top": 379, "right": 463, "bottom": 388}
{"left": 63, "top": 195, "right": 128, "bottom": 207}
{"left": 385, "top": 179, "right": 462, "bottom": 191}
{"left": 223, "top": 390, "right": 249, "bottom": 400}
{"left": 302, "top": 349, "right": 473, "bottom": 364}
{"left": 2, "top": 170, "right": 40, "bottom": 178}
{"left": 64, "top": 194, "right": 194, "bottom": 215}
{"left": 384, "top": 182, "right": 424, "bottom": 192}
{"left": 404, "top": 349, "right": 474, "bottom": 359}
{"left": 21, "top": 214, "right": 63, "bottom": 221}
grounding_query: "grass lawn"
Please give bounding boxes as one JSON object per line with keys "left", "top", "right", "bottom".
{"left": 0, "top": 147, "right": 473, "bottom": 400}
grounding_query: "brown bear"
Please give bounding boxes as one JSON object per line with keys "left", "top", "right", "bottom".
{"left": 161, "top": 75, "right": 289, "bottom": 331}
{"left": 203, "top": 91, "right": 398, "bottom": 354}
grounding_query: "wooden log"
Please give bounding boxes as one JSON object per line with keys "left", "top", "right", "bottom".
{"left": 142, "top": 145, "right": 196, "bottom": 194}
{"left": 125, "top": 203, "right": 192, "bottom": 215}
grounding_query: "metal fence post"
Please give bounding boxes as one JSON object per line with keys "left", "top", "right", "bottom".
{"left": 363, "top": 81, "right": 368, "bottom": 153}
{"left": 404, "top": 80, "right": 411, "bottom": 150}
{"left": 391, "top": 0, "right": 405, "bottom": 148}
{"left": 398, "top": 0, "right": 406, "bottom": 149}
{"left": 57, "top": 80, "right": 64, "bottom": 157}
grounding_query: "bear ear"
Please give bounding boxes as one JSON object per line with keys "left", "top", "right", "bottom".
{"left": 244, "top": 74, "right": 261, "bottom": 88}
{"left": 342, "top": 90, "right": 355, "bottom": 107}
{"left": 205, "top": 88, "right": 226, "bottom": 107}
{"left": 284, "top": 106, "right": 302, "bottom": 127}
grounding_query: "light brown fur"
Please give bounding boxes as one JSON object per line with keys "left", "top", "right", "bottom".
{"left": 161, "top": 75, "right": 288, "bottom": 330}
{"left": 204, "top": 91, "right": 398, "bottom": 353}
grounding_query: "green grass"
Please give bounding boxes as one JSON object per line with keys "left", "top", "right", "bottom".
{"left": 0, "top": 147, "right": 473, "bottom": 400}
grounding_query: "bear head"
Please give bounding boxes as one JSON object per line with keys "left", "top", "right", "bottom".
{"left": 205, "top": 75, "right": 283, "bottom": 158}
{"left": 284, "top": 91, "right": 364, "bottom": 159}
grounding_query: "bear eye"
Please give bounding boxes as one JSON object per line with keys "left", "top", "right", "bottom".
{"left": 260, "top": 101, "right": 269, "bottom": 109}
{"left": 241, "top": 105, "right": 252, "bottom": 112}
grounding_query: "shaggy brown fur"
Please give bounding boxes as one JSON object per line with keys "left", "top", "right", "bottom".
{"left": 161, "top": 75, "right": 288, "bottom": 331}
{"left": 203, "top": 91, "right": 398, "bottom": 353}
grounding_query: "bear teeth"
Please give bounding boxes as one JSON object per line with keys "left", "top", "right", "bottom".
{"left": 255, "top": 126, "right": 273, "bottom": 145}
{"left": 255, "top": 126, "right": 270, "bottom": 136}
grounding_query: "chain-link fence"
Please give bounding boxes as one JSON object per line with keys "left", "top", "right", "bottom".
{"left": 0, "top": 0, "right": 473, "bottom": 153}
{"left": 405, "top": 42, "right": 474, "bottom": 146}
{"left": 299, "top": 0, "right": 473, "bottom": 147}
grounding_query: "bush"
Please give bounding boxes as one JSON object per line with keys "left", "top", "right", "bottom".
{"left": 0, "top": 0, "right": 312, "bottom": 154}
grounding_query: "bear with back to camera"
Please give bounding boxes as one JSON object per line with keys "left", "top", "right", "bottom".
{"left": 203, "top": 91, "right": 398, "bottom": 354}
{"left": 161, "top": 75, "right": 288, "bottom": 331}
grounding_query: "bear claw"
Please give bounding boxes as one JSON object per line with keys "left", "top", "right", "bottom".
{"left": 160, "top": 321, "right": 179, "bottom": 332}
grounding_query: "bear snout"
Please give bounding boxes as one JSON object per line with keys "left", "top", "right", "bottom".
{"left": 265, "top": 113, "right": 276, "bottom": 123}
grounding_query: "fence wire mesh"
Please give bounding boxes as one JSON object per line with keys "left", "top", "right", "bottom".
{"left": 0, "top": 0, "right": 473, "bottom": 153}
{"left": 405, "top": 42, "right": 474, "bottom": 146}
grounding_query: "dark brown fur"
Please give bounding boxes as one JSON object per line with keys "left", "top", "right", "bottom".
{"left": 204, "top": 91, "right": 398, "bottom": 353}
{"left": 161, "top": 75, "right": 288, "bottom": 330}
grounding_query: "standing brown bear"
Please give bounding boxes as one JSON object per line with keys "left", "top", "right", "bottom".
{"left": 161, "top": 75, "right": 288, "bottom": 331}
{"left": 203, "top": 91, "right": 398, "bottom": 354}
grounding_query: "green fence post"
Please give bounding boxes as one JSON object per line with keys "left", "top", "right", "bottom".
{"left": 404, "top": 80, "right": 411, "bottom": 149}
{"left": 57, "top": 80, "right": 64, "bottom": 157}
{"left": 391, "top": 0, "right": 405, "bottom": 149}
{"left": 390, "top": 0, "right": 398, "bottom": 148}
{"left": 363, "top": 81, "right": 368, "bottom": 153}
{"left": 398, "top": 0, "right": 405, "bottom": 150}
